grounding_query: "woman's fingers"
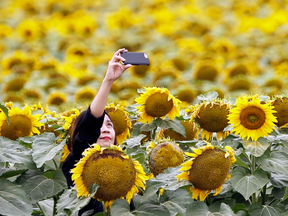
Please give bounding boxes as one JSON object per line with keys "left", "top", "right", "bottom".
{"left": 111, "top": 48, "right": 127, "bottom": 62}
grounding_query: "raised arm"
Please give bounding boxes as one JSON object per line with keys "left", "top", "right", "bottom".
{"left": 90, "top": 48, "right": 132, "bottom": 118}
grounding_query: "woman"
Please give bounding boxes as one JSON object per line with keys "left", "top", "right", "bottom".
{"left": 62, "top": 48, "right": 132, "bottom": 215}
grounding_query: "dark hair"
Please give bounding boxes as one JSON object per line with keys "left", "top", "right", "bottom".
{"left": 67, "top": 110, "right": 117, "bottom": 152}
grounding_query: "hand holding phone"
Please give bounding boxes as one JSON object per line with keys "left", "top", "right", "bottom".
{"left": 120, "top": 52, "right": 150, "bottom": 66}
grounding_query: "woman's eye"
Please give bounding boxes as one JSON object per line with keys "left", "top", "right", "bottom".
{"left": 107, "top": 123, "right": 113, "bottom": 127}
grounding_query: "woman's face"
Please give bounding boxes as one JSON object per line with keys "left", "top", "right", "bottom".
{"left": 97, "top": 114, "right": 116, "bottom": 147}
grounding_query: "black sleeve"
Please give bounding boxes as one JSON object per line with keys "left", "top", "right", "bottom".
{"left": 62, "top": 107, "right": 106, "bottom": 188}
{"left": 72, "top": 106, "right": 105, "bottom": 160}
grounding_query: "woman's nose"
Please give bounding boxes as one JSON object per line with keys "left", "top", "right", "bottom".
{"left": 101, "top": 125, "right": 109, "bottom": 132}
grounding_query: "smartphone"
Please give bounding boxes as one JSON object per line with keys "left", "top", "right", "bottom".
{"left": 120, "top": 52, "right": 150, "bottom": 66}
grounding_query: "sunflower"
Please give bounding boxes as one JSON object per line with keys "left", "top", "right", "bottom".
{"left": 135, "top": 87, "right": 181, "bottom": 124}
{"left": 191, "top": 101, "right": 231, "bottom": 141}
{"left": 60, "top": 144, "right": 71, "bottom": 162}
{"left": 228, "top": 75, "right": 252, "bottom": 92}
{"left": 74, "top": 86, "right": 96, "bottom": 102}
{"left": 130, "top": 65, "right": 150, "bottom": 78}
{"left": 65, "top": 43, "right": 90, "bottom": 63}
{"left": 0, "top": 105, "right": 43, "bottom": 140}
{"left": 105, "top": 103, "right": 132, "bottom": 144}
{"left": 270, "top": 96, "right": 288, "bottom": 127}
{"left": 16, "top": 19, "right": 43, "bottom": 41}
{"left": 2, "top": 76, "right": 28, "bottom": 92}
{"left": 192, "top": 59, "right": 220, "bottom": 82}
{"left": 22, "top": 88, "right": 42, "bottom": 100}
{"left": 61, "top": 108, "right": 81, "bottom": 131}
{"left": 71, "top": 144, "right": 148, "bottom": 209}
{"left": 228, "top": 95, "right": 277, "bottom": 141}
{"left": 176, "top": 85, "right": 197, "bottom": 104}
{"left": 176, "top": 142, "right": 236, "bottom": 201}
{"left": 148, "top": 140, "right": 184, "bottom": 177}
{"left": 3, "top": 92, "right": 25, "bottom": 103}
{"left": 46, "top": 91, "right": 67, "bottom": 106}
{"left": 1, "top": 50, "right": 35, "bottom": 73}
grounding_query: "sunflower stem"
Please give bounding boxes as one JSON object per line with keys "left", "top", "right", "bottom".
{"left": 250, "top": 155, "right": 257, "bottom": 203}
{"left": 105, "top": 207, "right": 111, "bottom": 216}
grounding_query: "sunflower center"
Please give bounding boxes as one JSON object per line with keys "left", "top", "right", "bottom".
{"left": 189, "top": 149, "right": 231, "bottom": 190}
{"left": 149, "top": 142, "right": 184, "bottom": 176}
{"left": 1, "top": 115, "right": 32, "bottom": 140}
{"left": 240, "top": 106, "right": 265, "bottom": 129}
{"left": 106, "top": 109, "right": 128, "bottom": 136}
{"left": 82, "top": 150, "right": 136, "bottom": 201}
{"left": 196, "top": 103, "right": 229, "bottom": 132}
{"left": 271, "top": 97, "right": 288, "bottom": 127}
{"left": 145, "top": 92, "right": 174, "bottom": 117}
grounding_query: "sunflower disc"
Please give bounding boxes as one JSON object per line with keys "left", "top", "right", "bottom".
{"left": 81, "top": 149, "right": 136, "bottom": 201}
{"left": 149, "top": 141, "right": 184, "bottom": 176}
{"left": 188, "top": 149, "right": 231, "bottom": 190}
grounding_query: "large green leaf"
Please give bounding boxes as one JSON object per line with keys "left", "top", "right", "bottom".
{"left": 141, "top": 167, "right": 190, "bottom": 202}
{"left": 186, "top": 201, "right": 242, "bottom": 216}
{"left": 153, "top": 118, "right": 186, "bottom": 137}
{"left": 270, "top": 173, "right": 288, "bottom": 188}
{"left": 230, "top": 167, "right": 269, "bottom": 200}
{"left": 248, "top": 203, "right": 283, "bottom": 216}
{"left": 133, "top": 201, "right": 171, "bottom": 216}
{"left": 0, "top": 179, "right": 33, "bottom": 216}
{"left": 111, "top": 199, "right": 134, "bottom": 216}
{"left": 37, "top": 198, "right": 54, "bottom": 216}
{"left": 256, "top": 151, "right": 288, "bottom": 175}
{"left": 160, "top": 189, "right": 192, "bottom": 215}
{"left": 16, "top": 169, "right": 66, "bottom": 202}
{"left": 0, "top": 136, "right": 35, "bottom": 169}
{"left": 185, "top": 201, "right": 213, "bottom": 216}
{"left": 242, "top": 138, "right": 270, "bottom": 157}
{"left": 32, "top": 132, "right": 66, "bottom": 168}
{"left": 56, "top": 185, "right": 98, "bottom": 216}
{"left": 0, "top": 167, "right": 27, "bottom": 179}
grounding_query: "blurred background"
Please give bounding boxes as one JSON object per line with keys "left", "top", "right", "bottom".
{"left": 1, "top": 0, "right": 288, "bottom": 111}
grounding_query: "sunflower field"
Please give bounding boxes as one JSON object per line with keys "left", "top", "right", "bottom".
{"left": 1, "top": 0, "right": 288, "bottom": 215}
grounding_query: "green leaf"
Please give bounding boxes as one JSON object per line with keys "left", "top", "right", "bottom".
{"left": 161, "top": 189, "right": 192, "bottom": 215}
{"left": 0, "top": 179, "right": 33, "bottom": 215}
{"left": 0, "top": 136, "right": 36, "bottom": 169}
{"left": 153, "top": 118, "right": 186, "bottom": 137}
{"left": 32, "top": 133, "right": 66, "bottom": 168}
{"left": 0, "top": 103, "right": 10, "bottom": 124}
{"left": 270, "top": 173, "right": 288, "bottom": 187}
{"left": 234, "top": 155, "right": 249, "bottom": 169}
{"left": 248, "top": 203, "right": 283, "bottom": 216}
{"left": 0, "top": 167, "right": 27, "bottom": 179}
{"left": 281, "top": 187, "right": 288, "bottom": 201}
{"left": 16, "top": 169, "right": 66, "bottom": 202}
{"left": 230, "top": 167, "right": 269, "bottom": 200}
{"left": 125, "top": 134, "right": 146, "bottom": 148}
{"left": 185, "top": 201, "right": 213, "bottom": 216}
{"left": 132, "top": 122, "right": 157, "bottom": 135}
{"left": 242, "top": 138, "right": 270, "bottom": 157}
{"left": 197, "top": 91, "right": 219, "bottom": 101}
{"left": 111, "top": 199, "right": 134, "bottom": 216}
{"left": 142, "top": 167, "right": 190, "bottom": 202}
{"left": 133, "top": 202, "right": 170, "bottom": 216}
{"left": 217, "top": 203, "right": 238, "bottom": 216}
{"left": 256, "top": 151, "right": 288, "bottom": 175}
{"left": 37, "top": 198, "right": 54, "bottom": 216}
{"left": 56, "top": 185, "right": 98, "bottom": 216}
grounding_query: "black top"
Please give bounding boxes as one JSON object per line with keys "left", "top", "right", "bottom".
{"left": 62, "top": 106, "right": 105, "bottom": 189}
{"left": 62, "top": 107, "right": 106, "bottom": 215}
{"left": 61, "top": 107, "right": 135, "bottom": 215}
